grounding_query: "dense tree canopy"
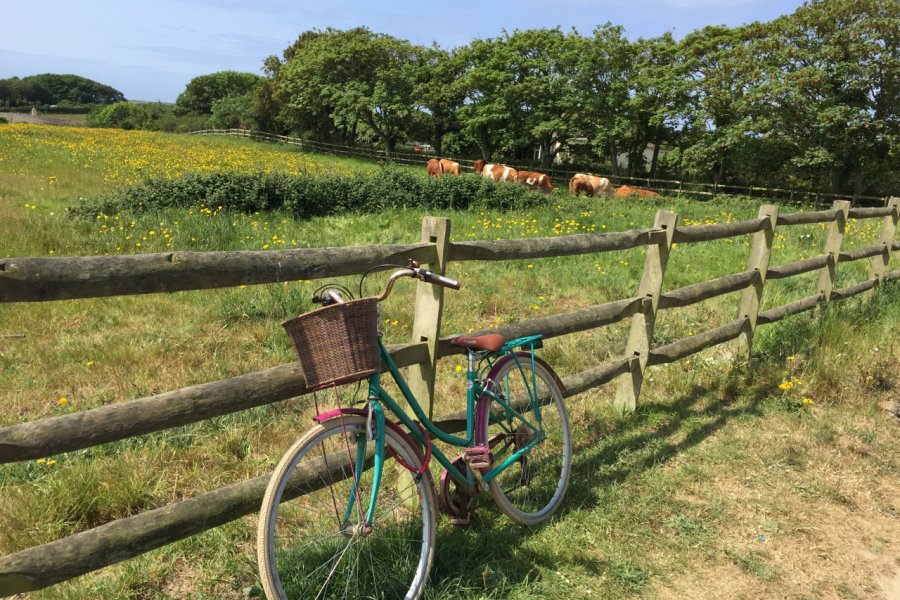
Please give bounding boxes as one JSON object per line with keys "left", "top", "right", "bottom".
{"left": 175, "top": 71, "right": 263, "bottom": 115}
{"left": 269, "top": 27, "right": 424, "bottom": 154}
{"left": 158, "top": 1, "right": 897, "bottom": 199}
{"left": 0, "top": 74, "right": 124, "bottom": 106}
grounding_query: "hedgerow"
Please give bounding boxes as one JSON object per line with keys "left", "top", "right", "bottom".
{"left": 69, "top": 165, "right": 554, "bottom": 219}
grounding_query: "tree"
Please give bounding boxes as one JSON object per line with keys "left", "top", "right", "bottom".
{"left": 414, "top": 46, "right": 467, "bottom": 156}
{"left": 504, "top": 28, "right": 583, "bottom": 169}
{"left": 458, "top": 28, "right": 583, "bottom": 167}
{"left": 176, "top": 71, "right": 263, "bottom": 115}
{"left": 626, "top": 33, "right": 685, "bottom": 178}
{"left": 209, "top": 93, "right": 255, "bottom": 129}
{"left": 456, "top": 36, "right": 513, "bottom": 161}
{"left": 273, "top": 27, "right": 425, "bottom": 154}
{"left": 742, "top": 0, "right": 899, "bottom": 200}
{"left": 572, "top": 24, "right": 635, "bottom": 175}
{"left": 676, "top": 24, "right": 759, "bottom": 185}
{"left": 0, "top": 74, "right": 124, "bottom": 106}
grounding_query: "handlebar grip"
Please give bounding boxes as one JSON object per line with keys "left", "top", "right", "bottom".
{"left": 421, "top": 269, "right": 461, "bottom": 290}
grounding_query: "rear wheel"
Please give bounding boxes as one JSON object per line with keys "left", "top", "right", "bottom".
{"left": 257, "top": 416, "right": 436, "bottom": 599}
{"left": 478, "top": 356, "right": 572, "bottom": 526}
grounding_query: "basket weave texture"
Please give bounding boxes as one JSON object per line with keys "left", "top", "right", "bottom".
{"left": 282, "top": 298, "right": 380, "bottom": 389}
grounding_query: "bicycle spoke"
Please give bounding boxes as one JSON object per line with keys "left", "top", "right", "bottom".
{"left": 258, "top": 418, "right": 434, "bottom": 600}
{"left": 479, "top": 356, "right": 572, "bottom": 526}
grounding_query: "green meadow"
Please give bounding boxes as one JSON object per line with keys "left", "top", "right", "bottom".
{"left": 1, "top": 125, "right": 898, "bottom": 599}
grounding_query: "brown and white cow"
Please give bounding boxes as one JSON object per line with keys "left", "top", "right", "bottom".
{"left": 439, "top": 158, "right": 460, "bottom": 176}
{"left": 568, "top": 173, "right": 613, "bottom": 197}
{"left": 614, "top": 185, "right": 659, "bottom": 198}
{"left": 516, "top": 170, "right": 553, "bottom": 193}
{"left": 480, "top": 163, "right": 519, "bottom": 182}
{"left": 427, "top": 158, "right": 461, "bottom": 178}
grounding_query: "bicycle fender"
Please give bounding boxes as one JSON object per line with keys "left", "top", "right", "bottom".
{"left": 474, "top": 351, "right": 565, "bottom": 446}
{"left": 313, "top": 408, "right": 428, "bottom": 465}
{"left": 482, "top": 351, "right": 565, "bottom": 394}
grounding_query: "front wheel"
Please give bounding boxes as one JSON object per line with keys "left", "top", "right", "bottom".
{"left": 478, "top": 355, "right": 572, "bottom": 526}
{"left": 257, "top": 415, "right": 437, "bottom": 600}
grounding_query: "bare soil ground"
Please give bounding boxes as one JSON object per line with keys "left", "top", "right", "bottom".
{"left": 0, "top": 112, "right": 86, "bottom": 126}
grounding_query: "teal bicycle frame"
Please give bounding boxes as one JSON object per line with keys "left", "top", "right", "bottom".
{"left": 342, "top": 332, "right": 547, "bottom": 527}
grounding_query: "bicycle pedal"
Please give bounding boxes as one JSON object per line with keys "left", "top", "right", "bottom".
{"left": 463, "top": 445, "right": 491, "bottom": 473}
{"left": 450, "top": 514, "right": 473, "bottom": 527}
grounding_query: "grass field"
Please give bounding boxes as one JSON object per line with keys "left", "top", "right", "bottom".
{"left": 1, "top": 124, "right": 898, "bottom": 599}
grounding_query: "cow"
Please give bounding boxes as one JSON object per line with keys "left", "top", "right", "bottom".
{"left": 426, "top": 158, "right": 442, "bottom": 178}
{"left": 516, "top": 170, "right": 553, "bottom": 193}
{"left": 614, "top": 185, "right": 659, "bottom": 198}
{"left": 427, "top": 158, "right": 461, "bottom": 178}
{"left": 480, "top": 163, "right": 519, "bottom": 182}
{"left": 440, "top": 158, "right": 460, "bottom": 176}
{"left": 568, "top": 173, "right": 613, "bottom": 197}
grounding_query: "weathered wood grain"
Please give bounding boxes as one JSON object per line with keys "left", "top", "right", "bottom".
{"left": 756, "top": 294, "right": 822, "bottom": 325}
{"left": 847, "top": 206, "right": 894, "bottom": 219}
{"left": 838, "top": 244, "right": 886, "bottom": 263}
{"left": 447, "top": 228, "right": 666, "bottom": 262}
{"left": 776, "top": 209, "right": 840, "bottom": 226}
{"left": 830, "top": 278, "right": 878, "bottom": 301}
{"left": 658, "top": 270, "right": 758, "bottom": 310}
{"left": 766, "top": 255, "right": 829, "bottom": 280}
{"left": 672, "top": 218, "right": 767, "bottom": 244}
{"left": 0, "top": 244, "right": 436, "bottom": 302}
{"left": 647, "top": 318, "right": 747, "bottom": 366}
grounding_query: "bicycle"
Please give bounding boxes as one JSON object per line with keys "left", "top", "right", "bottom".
{"left": 257, "top": 260, "right": 572, "bottom": 599}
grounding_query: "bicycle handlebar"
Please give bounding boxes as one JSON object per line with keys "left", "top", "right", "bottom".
{"left": 312, "top": 260, "right": 461, "bottom": 306}
{"left": 413, "top": 267, "right": 461, "bottom": 290}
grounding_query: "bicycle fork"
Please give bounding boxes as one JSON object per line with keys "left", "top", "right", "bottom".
{"left": 339, "top": 399, "right": 386, "bottom": 535}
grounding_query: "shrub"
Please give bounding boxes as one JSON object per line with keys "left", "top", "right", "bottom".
{"left": 70, "top": 165, "right": 553, "bottom": 219}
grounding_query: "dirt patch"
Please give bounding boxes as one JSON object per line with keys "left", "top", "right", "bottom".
{"left": 650, "top": 399, "right": 900, "bottom": 600}
{"left": 0, "top": 112, "right": 85, "bottom": 126}
{"left": 877, "top": 568, "right": 900, "bottom": 599}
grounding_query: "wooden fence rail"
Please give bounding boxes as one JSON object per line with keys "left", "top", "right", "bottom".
{"left": 1, "top": 196, "right": 897, "bottom": 596}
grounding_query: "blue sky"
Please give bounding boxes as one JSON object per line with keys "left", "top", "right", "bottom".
{"left": 1, "top": 0, "right": 805, "bottom": 103}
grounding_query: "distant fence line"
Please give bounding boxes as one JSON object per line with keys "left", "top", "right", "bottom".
{"left": 0, "top": 196, "right": 897, "bottom": 595}
{"left": 190, "top": 128, "right": 890, "bottom": 206}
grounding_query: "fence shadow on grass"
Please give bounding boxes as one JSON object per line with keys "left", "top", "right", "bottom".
{"left": 426, "top": 368, "right": 772, "bottom": 597}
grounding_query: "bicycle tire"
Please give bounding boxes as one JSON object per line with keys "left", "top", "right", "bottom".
{"left": 257, "top": 415, "right": 436, "bottom": 599}
{"left": 477, "top": 355, "right": 572, "bottom": 526}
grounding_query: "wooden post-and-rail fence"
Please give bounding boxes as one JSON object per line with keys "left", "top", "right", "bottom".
{"left": 0, "top": 198, "right": 898, "bottom": 596}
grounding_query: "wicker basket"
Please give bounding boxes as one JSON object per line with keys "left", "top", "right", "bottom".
{"left": 282, "top": 298, "right": 380, "bottom": 390}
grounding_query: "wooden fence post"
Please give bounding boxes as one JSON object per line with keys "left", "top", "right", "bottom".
{"left": 408, "top": 217, "right": 451, "bottom": 418}
{"left": 615, "top": 210, "right": 677, "bottom": 412}
{"left": 735, "top": 204, "right": 778, "bottom": 358}
{"left": 816, "top": 200, "right": 851, "bottom": 303}
{"left": 870, "top": 197, "right": 899, "bottom": 285}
